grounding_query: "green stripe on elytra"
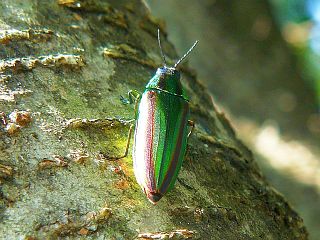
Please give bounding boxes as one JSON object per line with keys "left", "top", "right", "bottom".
{"left": 162, "top": 105, "right": 189, "bottom": 193}
{"left": 152, "top": 91, "right": 188, "bottom": 192}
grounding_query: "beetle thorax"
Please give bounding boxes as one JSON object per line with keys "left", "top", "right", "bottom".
{"left": 146, "top": 67, "right": 186, "bottom": 97}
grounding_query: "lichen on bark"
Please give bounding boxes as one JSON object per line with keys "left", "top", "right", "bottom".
{"left": 0, "top": 0, "right": 308, "bottom": 239}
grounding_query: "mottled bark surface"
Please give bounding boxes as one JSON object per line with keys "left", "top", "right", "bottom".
{"left": 0, "top": 0, "right": 308, "bottom": 239}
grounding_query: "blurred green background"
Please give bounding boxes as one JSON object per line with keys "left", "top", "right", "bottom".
{"left": 147, "top": 0, "right": 320, "bottom": 239}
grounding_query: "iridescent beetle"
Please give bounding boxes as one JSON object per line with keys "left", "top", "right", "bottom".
{"left": 113, "top": 30, "right": 198, "bottom": 204}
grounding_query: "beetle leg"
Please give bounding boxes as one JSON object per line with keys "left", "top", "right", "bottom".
{"left": 129, "top": 90, "right": 141, "bottom": 104}
{"left": 185, "top": 120, "right": 195, "bottom": 164}
{"left": 120, "top": 90, "right": 141, "bottom": 105}
{"left": 122, "top": 123, "right": 134, "bottom": 158}
{"left": 187, "top": 120, "right": 195, "bottom": 139}
{"left": 102, "top": 123, "right": 134, "bottom": 161}
{"left": 120, "top": 90, "right": 141, "bottom": 119}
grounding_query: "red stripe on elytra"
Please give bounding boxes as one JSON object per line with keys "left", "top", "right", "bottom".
{"left": 145, "top": 91, "right": 156, "bottom": 191}
{"left": 160, "top": 102, "right": 189, "bottom": 194}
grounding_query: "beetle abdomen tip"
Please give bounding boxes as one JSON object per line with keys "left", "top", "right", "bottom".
{"left": 146, "top": 192, "right": 163, "bottom": 204}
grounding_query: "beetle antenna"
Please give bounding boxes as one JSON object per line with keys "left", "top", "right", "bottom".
{"left": 174, "top": 40, "right": 199, "bottom": 68}
{"left": 157, "top": 29, "right": 167, "bottom": 66}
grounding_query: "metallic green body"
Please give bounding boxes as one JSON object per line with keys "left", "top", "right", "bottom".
{"left": 133, "top": 67, "right": 190, "bottom": 203}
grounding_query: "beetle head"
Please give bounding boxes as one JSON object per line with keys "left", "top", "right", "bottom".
{"left": 146, "top": 66, "right": 184, "bottom": 96}
{"left": 147, "top": 29, "right": 197, "bottom": 99}
{"left": 157, "top": 66, "right": 180, "bottom": 80}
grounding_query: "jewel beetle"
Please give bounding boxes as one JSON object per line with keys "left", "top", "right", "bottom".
{"left": 113, "top": 30, "right": 198, "bottom": 204}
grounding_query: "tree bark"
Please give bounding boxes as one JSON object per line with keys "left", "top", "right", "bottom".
{"left": 0, "top": 0, "right": 308, "bottom": 239}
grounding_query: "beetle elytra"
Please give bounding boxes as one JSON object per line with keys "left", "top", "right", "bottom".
{"left": 110, "top": 30, "right": 198, "bottom": 204}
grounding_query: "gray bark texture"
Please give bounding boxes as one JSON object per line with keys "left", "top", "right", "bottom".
{"left": 0, "top": 0, "right": 308, "bottom": 239}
